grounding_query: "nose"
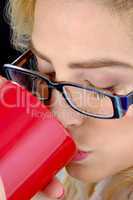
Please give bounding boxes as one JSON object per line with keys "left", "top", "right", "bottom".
{"left": 49, "top": 89, "right": 85, "bottom": 129}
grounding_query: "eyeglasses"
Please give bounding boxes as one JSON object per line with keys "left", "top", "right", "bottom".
{"left": 1, "top": 50, "right": 133, "bottom": 119}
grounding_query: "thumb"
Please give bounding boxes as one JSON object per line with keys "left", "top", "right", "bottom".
{"left": 41, "top": 177, "right": 65, "bottom": 199}
{"left": 0, "top": 178, "right": 6, "bottom": 200}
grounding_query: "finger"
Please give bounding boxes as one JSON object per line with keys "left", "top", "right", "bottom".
{"left": 0, "top": 76, "right": 7, "bottom": 85}
{"left": 0, "top": 178, "right": 6, "bottom": 200}
{"left": 41, "top": 177, "right": 64, "bottom": 199}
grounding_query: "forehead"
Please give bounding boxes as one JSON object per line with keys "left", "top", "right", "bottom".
{"left": 33, "top": 0, "right": 111, "bottom": 37}
{"left": 32, "top": 0, "right": 132, "bottom": 63}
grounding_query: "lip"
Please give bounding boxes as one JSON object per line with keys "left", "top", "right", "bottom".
{"left": 71, "top": 149, "right": 93, "bottom": 162}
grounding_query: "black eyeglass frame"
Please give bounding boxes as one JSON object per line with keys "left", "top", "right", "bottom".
{"left": 1, "top": 50, "right": 133, "bottom": 120}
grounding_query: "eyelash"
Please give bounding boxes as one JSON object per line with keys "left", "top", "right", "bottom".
{"left": 85, "top": 80, "right": 114, "bottom": 92}
{"left": 86, "top": 86, "right": 117, "bottom": 100}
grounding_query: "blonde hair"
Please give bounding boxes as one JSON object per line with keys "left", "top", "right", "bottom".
{"left": 5, "top": 0, "right": 36, "bottom": 51}
{"left": 5, "top": 0, "right": 133, "bottom": 199}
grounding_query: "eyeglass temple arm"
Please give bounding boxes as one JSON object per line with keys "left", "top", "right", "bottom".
{"left": 118, "top": 93, "right": 133, "bottom": 112}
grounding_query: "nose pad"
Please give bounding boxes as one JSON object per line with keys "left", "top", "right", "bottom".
{"left": 49, "top": 89, "right": 85, "bottom": 128}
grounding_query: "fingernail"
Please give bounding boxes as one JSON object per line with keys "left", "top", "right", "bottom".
{"left": 55, "top": 187, "right": 64, "bottom": 199}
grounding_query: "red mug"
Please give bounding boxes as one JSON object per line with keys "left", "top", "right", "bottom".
{"left": 0, "top": 80, "right": 77, "bottom": 200}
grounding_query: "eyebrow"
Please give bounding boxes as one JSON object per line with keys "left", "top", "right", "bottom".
{"left": 30, "top": 40, "right": 133, "bottom": 70}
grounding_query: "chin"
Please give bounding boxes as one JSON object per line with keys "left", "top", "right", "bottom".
{"left": 65, "top": 162, "right": 108, "bottom": 183}
{"left": 65, "top": 163, "right": 94, "bottom": 183}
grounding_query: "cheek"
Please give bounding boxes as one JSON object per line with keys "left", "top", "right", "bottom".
{"left": 95, "top": 118, "right": 133, "bottom": 167}
{"left": 66, "top": 119, "right": 133, "bottom": 182}
{"left": 96, "top": 119, "right": 133, "bottom": 176}
{"left": 66, "top": 140, "right": 133, "bottom": 183}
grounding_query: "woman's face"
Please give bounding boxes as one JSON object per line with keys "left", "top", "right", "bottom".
{"left": 32, "top": 0, "right": 133, "bottom": 183}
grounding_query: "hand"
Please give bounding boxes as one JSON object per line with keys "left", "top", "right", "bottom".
{"left": 0, "top": 178, "right": 6, "bottom": 200}
{"left": 32, "top": 177, "right": 65, "bottom": 200}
